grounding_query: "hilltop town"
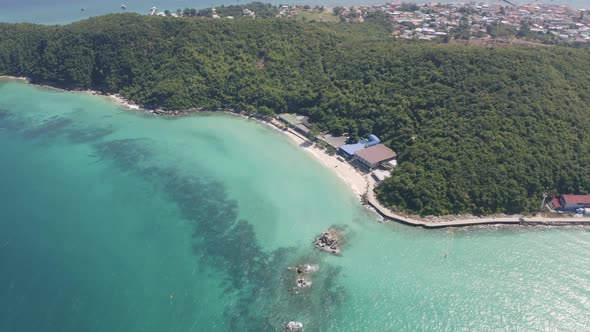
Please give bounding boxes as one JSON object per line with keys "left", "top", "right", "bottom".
{"left": 358, "top": 2, "right": 590, "bottom": 44}
{"left": 152, "top": 2, "right": 589, "bottom": 45}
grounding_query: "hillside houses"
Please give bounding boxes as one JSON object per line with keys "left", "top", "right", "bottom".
{"left": 357, "top": 2, "right": 590, "bottom": 43}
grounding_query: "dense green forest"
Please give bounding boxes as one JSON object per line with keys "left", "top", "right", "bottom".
{"left": 1, "top": 13, "right": 590, "bottom": 216}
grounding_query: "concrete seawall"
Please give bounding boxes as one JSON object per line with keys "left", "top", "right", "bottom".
{"left": 267, "top": 115, "right": 590, "bottom": 229}
{"left": 366, "top": 180, "right": 590, "bottom": 228}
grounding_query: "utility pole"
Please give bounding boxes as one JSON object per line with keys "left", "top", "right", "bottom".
{"left": 540, "top": 189, "right": 548, "bottom": 211}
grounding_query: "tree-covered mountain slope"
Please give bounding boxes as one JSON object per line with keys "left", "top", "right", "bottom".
{"left": 1, "top": 14, "right": 589, "bottom": 215}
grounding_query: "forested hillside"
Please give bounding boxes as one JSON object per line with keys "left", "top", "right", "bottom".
{"left": 1, "top": 13, "right": 589, "bottom": 216}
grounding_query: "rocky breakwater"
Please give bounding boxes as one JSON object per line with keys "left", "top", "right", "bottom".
{"left": 314, "top": 227, "right": 343, "bottom": 255}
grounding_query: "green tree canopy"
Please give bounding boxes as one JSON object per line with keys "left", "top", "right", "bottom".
{"left": 1, "top": 13, "right": 589, "bottom": 216}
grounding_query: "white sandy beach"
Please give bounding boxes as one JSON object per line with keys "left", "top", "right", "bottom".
{"left": 108, "top": 94, "right": 141, "bottom": 110}
{"left": 0, "top": 75, "right": 28, "bottom": 81}
{"left": 267, "top": 119, "right": 369, "bottom": 199}
{"left": 102, "top": 90, "right": 368, "bottom": 201}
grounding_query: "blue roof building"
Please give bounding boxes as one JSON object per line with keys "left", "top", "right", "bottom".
{"left": 339, "top": 135, "right": 381, "bottom": 158}
{"left": 340, "top": 140, "right": 368, "bottom": 158}
{"left": 367, "top": 135, "right": 380, "bottom": 145}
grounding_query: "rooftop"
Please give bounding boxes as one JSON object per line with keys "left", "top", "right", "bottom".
{"left": 550, "top": 197, "right": 562, "bottom": 210}
{"left": 278, "top": 113, "right": 301, "bottom": 125}
{"left": 321, "top": 134, "right": 348, "bottom": 149}
{"left": 355, "top": 144, "right": 397, "bottom": 164}
{"left": 340, "top": 134, "right": 382, "bottom": 156}
{"left": 372, "top": 169, "right": 392, "bottom": 182}
{"left": 278, "top": 113, "right": 310, "bottom": 126}
{"left": 340, "top": 140, "right": 369, "bottom": 156}
{"left": 561, "top": 194, "right": 590, "bottom": 205}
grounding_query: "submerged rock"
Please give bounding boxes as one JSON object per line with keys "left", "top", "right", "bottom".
{"left": 284, "top": 321, "right": 304, "bottom": 331}
{"left": 288, "top": 264, "right": 319, "bottom": 276}
{"left": 314, "top": 227, "right": 343, "bottom": 255}
{"left": 288, "top": 264, "right": 318, "bottom": 291}
{"left": 296, "top": 277, "right": 312, "bottom": 288}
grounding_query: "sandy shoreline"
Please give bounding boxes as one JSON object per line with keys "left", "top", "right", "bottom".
{"left": 266, "top": 119, "right": 368, "bottom": 199}
{"left": 0, "top": 75, "right": 28, "bottom": 81}
{"left": 2, "top": 75, "right": 370, "bottom": 204}
{"left": 104, "top": 88, "right": 371, "bottom": 201}
{"left": 4, "top": 75, "right": 589, "bottom": 228}
{"left": 84, "top": 81, "right": 372, "bottom": 201}
{"left": 108, "top": 94, "right": 142, "bottom": 110}
{"left": 0, "top": 75, "right": 145, "bottom": 111}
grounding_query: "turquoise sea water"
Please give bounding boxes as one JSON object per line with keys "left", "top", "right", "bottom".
{"left": 1, "top": 79, "right": 590, "bottom": 331}
{"left": 0, "top": 0, "right": 586, "bottom": 24}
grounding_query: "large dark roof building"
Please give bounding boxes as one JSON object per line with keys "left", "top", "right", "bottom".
{"left": 354, "top": 144, "right": 397, "bottom": 170}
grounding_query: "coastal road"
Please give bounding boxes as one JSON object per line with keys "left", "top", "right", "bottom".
{"left": 366, "top": 179, "right": 590, "bottom": 228}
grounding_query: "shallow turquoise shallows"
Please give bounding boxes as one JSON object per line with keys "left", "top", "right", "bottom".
{"left": 1, "top": 79, "right": 589, "bottom": 331}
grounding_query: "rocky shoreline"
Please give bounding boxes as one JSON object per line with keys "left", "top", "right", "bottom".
{"left": 0, "top": 75, "right": 267, "bottom": 120}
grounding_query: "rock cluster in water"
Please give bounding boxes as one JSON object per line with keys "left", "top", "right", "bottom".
{"left": 281, "top": 228, "right": 344, "bottom": 329}
{"left": 314, "top": 228, "right": 342, "bottom": 255}
{"left": 288, "top": 264, "right": 319, "bottom": 291}
{"left": 290, "top": 264, "right": 319, "bottom": 275}
{"left": 284, "top": 321, "right": 304, "bottom": 331}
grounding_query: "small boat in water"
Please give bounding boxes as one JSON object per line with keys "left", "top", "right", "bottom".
{"left": 121, "top": 5, "right": 127, "bottom": 10}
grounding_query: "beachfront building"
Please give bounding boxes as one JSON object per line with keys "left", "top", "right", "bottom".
{"left": 339, "top": 135, "right": 381, "bottom": 158}
{"left": 320, "top": 134, "right": 347, "bottom": 150}
{"left": 278, "top": 113, "right": 311, "bottom": 136}
{"left": 353, "top": 144, "right": 397, "bottom": 170}
{"left": 549, "top": 194, "right": 590, "bottom": 212}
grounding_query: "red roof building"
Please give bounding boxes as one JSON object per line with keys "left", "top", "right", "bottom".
{"left": 558, "top": 194, "right": 590, "bottom": 211}
{"left": 549, "top": 197, "right": 562, "bottom": 210}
